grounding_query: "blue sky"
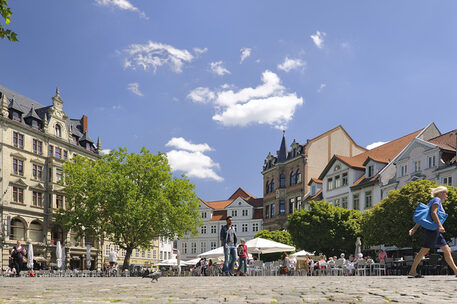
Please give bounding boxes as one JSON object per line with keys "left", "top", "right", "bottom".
{"left": 2, "top": 1, "right": 457, "bottom": 201}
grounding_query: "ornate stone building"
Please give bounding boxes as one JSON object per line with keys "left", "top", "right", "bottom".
{"left": 262, "top": 126, "right": 366, "bottom": 230}
{"left": 0, "top": 85, "right": 102, "bottom": 270}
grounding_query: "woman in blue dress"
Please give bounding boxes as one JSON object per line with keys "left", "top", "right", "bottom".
{"left": 408, "top": 186, "right": 457, "bottom": 277}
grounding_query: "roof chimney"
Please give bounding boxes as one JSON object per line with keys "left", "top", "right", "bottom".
{"left": 81, "top": 115, "right": 88, "bottom": 133}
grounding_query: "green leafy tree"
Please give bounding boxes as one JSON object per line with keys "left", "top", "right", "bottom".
{"left": 361, "top": 179, "right": 457, "bottom": 248}
{"left": 288, "top": 200, "right": 362, "bottom": 257}
{"left": 254, "top": 230, "right": 294, "bottom": 261}
{"left": 57, "top": 147, "right": 201, "bottom": 270}
{"left": 1, "top": 0, "right": 18, "bottom": 41}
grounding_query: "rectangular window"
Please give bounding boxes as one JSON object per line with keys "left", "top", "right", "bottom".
{"left": 265, "top": 205, "right": 270, "bottom": 219}
{"left": 311, "top": 185, "right": 316, "bottom": 196}
{"left": 334, "top": 198, "right": 340, "bottom": 207}
{"left": 12, "top": 187, "right": 24, "bottom": 203}
{"left": 242, "top": 209, "right": 248, "bottom": 216}
{"left": 56, "top": 168, "right": 63, "bottom": 181}
{"left": 342, "top": 197, "right": 348, "bottom": 209}
{"left": 271, "top": 204, "right": 276, "bottom": 218}
{"left": 56, "top": 195, "right": 64, "bottom": 209}
{"left": 335, "top": 175, "right": 341, "bottom": 188}
{"left": 210, "top": 225, "right": 216, "bottom": 234}
{"left": 365, "top": 191, "right": 372, "bottom": 209}
{"left": 400, "top": 165, "right": 408, "bottom": 177}
{"left": 210, "top": 241, "right": 217, "bottom": 250}
{"left": 279, "top": 200, "right": 285, "bottom": 215}
{"left": 242, "top": 223, "right": 248, "bottom": 232}
{"left": 353, "top": 194, "right": 360, "bottom": 210}
{"left": 105, "top": 244, "right": 110, "bottom": 256}
{"left": 55, "top": 147, "right": 62, "bottom": 159}
{"left": 201, "top": 242, "right": 206, "bottom": 253}
{"left": 200, "top": 225, "right": 207, "bottom": 234}
{"left": 72, "top": 136, "right": 78, "bottom": 145}
{"left": 13, "top": 132, "right": 24, "bottom": 149}
{"left": 48, "top": 145, "right": 54, "bottom": 157}
{"left": 152, "top": 250, "right": 156, "bottom": 259}
{"left": 32, "top": 164, "right": 43, "bottom": 180}
{"left": 427, "top": 156, "right": 436, "bottom": 169}
{"left": 182, "top": 242, "right": 188, "bottom": 254}
{"left": 296, "top": 196, "right": 302, "bottom": 211}
{"left": 136, "top": 249, "right": 139, "bottom": 258}
{"left": 32, "top": 191, "right": 43, "bottom": 207}
{"left": 64, "top": 150, "right": 68, "bottom": 160}
{"left": 327, "top": 177, "right": 333, "bottom": 190}
{"left": 288, "top": 198, "right": 294, "bottom": 214}
{"left": 368, "top": 165, "right": 374, "bottom": 177}
{"left": 414, "top": 161, "right": 421, "bottom": 172}
{"left": 13, "top": 159, "right": 24, "bottom": 176}
{"left": 231, "top": 210, "right": 238, "bottom": 217}
{"left": 191, "top": 242, "right": 197, "bottom": 254}
{"left": 342, "top": 173, "right": 348, "bottom": 186}
{"left": 147, "top": 250, "right": 151, "bottom": 259}
{"left": 201, "top": 212, "right": 207, "bottom": 218}
{"left": 33, "top": 139, "right": 43, "bottom": 154}
{"left": 141, "top": 250, "right": 145, "bottom": 258}
{"left": 443, "top": 176, "right": 453, "bottom": 186}
{"left": 252, "top": 223, "right": 259, "bottom": 232}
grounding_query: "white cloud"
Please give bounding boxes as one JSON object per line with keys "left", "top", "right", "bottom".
{"left": 188, "top": 70, "right": 303, "bottom": 129}
{"left": 127, "top": 82, "right": 143, "bottom": 96}
{"left": 310, "top": 31, "right": 326, "bottom": 49}
{"left": 112, "top": 105, "right": 122, "bottom": 110}
{"left": 209, "top": 61, "right": 231, "bottom": 76}
{"left": 95, "top": 0, "right": 147, "bottom": 19}
{"left": 277, "top": 57, "right": 306, "bottom": 72}
{"left": 101, "top": 149, "right": 112, "bottom": 155}
{"left": 166, "top": 138, "right": 223, "bottom": 181}
{"left": 166, "top": 137, "right": 213, "bottom": 153}
{"left": 193, "top": 47, "right": 208, "bottom": 56}
{"left": 123, "top": 41, "right": 194, "bottom": 73}
{"left": 240, "top": 48, "right": 251, "bottom": 64}
{"left": 317, "top": 83, "right": 326, "bottom": 93}
{"left": 366, "top": 141, "right": 387, "bottom": 150}
{"left": 187, "top": 87, "right": 216, "bottom": 103}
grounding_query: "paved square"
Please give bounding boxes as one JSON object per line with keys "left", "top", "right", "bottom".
{"left": 1, "top": 276, "right": 457, "bottom": 303}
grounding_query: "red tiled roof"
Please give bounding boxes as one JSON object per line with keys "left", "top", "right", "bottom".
{"left": 229, "top": 187, "right": 257, "bottom": 200}
{"left": 211, "top": 210, "right": 227, "bottom": 221}
{"left": 304, "top": 189, "right": 323, "bottom": 201}
{"left": 351, "top": 173, "right": 380, "bottom": 188}
{"left": 205, "top": 200, "right": 232, "bottom": 210}
{"left": 428, "top": 130, "right": 457, "bottom": 152}
{"left": 308, "top": 177, "right": 323, "bottom": 185}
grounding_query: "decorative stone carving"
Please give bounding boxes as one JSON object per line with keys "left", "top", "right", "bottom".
{"left": 1, "top": 93, "right": 9, "bottom": 117}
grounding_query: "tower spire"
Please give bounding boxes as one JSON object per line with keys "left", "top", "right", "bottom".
{"left": 278, "top": 131, "right": 287, "bottom": 163}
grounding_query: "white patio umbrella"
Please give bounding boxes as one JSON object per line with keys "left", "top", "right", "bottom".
{"left": 61, "top": 244, "right": 66, "bottom": 270}
{"left": 245, "top": 238, "right": 295, "bottom": 255}
{"left": 180, "top": 258, "right": 201, "bottom": 266}
{"left": 291, "top": 250, "right": 315, "bottom": 257}
{"left": 355, "top": 237, "right": 362, "bottom": 257}
{"left": 198, "top": 246, "right": 224, "bottom": 259}
{"left": 56, "top": 241, "right": 62, "bottom": 269}
{"left": 157, "top": 258, "right": 178, "bottom": 266}
{"left": 86, "top": 243, "right": 91, "bottom": 269}
{"left": 27, "top": 243, "right": 34, "bottom": 270}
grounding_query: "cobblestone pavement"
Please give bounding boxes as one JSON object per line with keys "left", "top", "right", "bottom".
{"left": 1, "top": 275, "right": 457, "bottom": 303}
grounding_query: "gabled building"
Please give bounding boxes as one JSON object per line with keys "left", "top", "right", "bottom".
{"left": 262, "top": 126, "right": 366, "bottom": 230}
{"left": 318, "top": 123, "right": 440, "bottom": 211}
{"left": 0, "top": 86, "right": 102, "bottom": 270}
{"left": 177, "top": 188, "right": 263, "bottom": 261}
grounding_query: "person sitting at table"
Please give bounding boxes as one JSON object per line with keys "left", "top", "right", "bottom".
{"left": 378, "top": 249, "right": 387, "bottom": 263}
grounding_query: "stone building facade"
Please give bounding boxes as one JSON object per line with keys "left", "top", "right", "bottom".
{"left": 0, "top": 86, "right": 102, "bottom": 270}
{"left": 262, "top": 126, "right": 366, "bottom": 230}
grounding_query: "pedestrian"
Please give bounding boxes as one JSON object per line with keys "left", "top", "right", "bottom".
{"left": 408, "top": 186, "right": 457, "bottom": 278}
{"left": 378, "top": 249, "right": 387, "bottom": 263}
{"left": 237, "top": 238, "right": 248, "bottom": 276}
{"left": 220, "top": 216, "right": 237, "bottom": 276}
{"left": 108, "top": 247, "right": 118, "bottom": 268}
{"left": 11, "top": 240, "right": 26, "bottom": 276}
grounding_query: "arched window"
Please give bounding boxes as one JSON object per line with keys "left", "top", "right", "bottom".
{"left": 10, "top": 218, "right": 25, "bottom": 240}
{"left": 265, "top": 181, "right": 270, "bottom": 194}
{"left": 270, "top": 179, "right": 275, "bottom": 192}
{"left": 279, "top": 173, "right": 286, "bottom": 188}
{"left": 295, "top": 169, "right": 302, "bottom": 184}
{"left": 51, "top": 225, "right": 63, "bottom": 245}
{"left": 55, "top": 124, "right": 62, "bottom": 137}
{"left": 29, "top": 221, "right": 43, "bottom": 242}
{"left": 290, "top": 171, "right": 295, "bottom": 186}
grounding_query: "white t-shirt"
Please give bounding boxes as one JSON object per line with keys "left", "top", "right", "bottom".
{"left": 109, "top": 251, "right": 118, "bottom": 263}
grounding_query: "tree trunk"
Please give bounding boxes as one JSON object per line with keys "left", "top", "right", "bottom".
{"left": 122, "top": 247, "right": 133, "bottom": 271}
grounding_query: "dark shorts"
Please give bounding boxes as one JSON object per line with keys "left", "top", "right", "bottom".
{"left": 423, "top": 229, "right": 447, "bottom": 248}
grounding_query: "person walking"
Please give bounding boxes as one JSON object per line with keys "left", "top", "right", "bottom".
{"left": 237, "top": 238, "right": 248, "bottom": 276}
{"left": 220, "top": 216, "right": 237, "bottom": 276}
{"left": 11, "top": 241, "right": 26, "bottom": 276}
{"left": 408, "top": 186, "right": 457, "bottom": 278}
{"left": 108, "top": 247, "right": 118, "bottom": 268}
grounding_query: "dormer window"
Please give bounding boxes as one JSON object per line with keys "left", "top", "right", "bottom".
{"left": 32, "top": 120, "right": 39, "bottom": 130}
{"left": 72, "top": 135, "right": 78, "bottom": 145}
{"left": 55, "top": 124, "right": 62, "bottom": 137}
{"left": 367, "top": 165, "right": 374, "bottom": 177}
{"left": 12, "top": 111, "right": 21, "bottom": 122}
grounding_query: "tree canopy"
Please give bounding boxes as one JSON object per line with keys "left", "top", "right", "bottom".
{"left": 0, "top": 0, "right": 18, "bottom": 41}
{"left": 361, "top": 179, "right": 457, "bottom": 248}
{"left": 288, "top": 200, "right": 362, "bottom": 257}
{"left": 57, "top": 147, "right": 201, "bottom": 269}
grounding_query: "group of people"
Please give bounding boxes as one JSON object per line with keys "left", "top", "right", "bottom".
{"left": 220, "top": 216, "right": 249, "bottom": 276}
{"left": 8, "top": 241, "right": 27, "bottom": 277}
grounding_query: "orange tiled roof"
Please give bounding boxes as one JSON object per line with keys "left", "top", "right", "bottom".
{"left": 304, "top": 189, "right": 323, "bottom": 201}
{"left": 211, "top": 210, "right": 227, "bottom": 221}
{"left": 335, "top": 129, "right": 423, "bottom": 169}
{"left": 428, "top": 130, "right": 457, "bottom": 152}
{"left": 228, "top": 187, "right": 257, "bottom": 200}
{"left": 205, "top": 200, "right": 233, "bottom": 210}
{"left": 308, "top": 177, "right": 323, "bottom": 185}
{"left": 351, "top": 172, "right": 380, "bottom": 188}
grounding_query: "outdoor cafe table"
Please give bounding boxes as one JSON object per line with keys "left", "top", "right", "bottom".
{"left": 392, "top": 259, "right": 406, "bottom": 275}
